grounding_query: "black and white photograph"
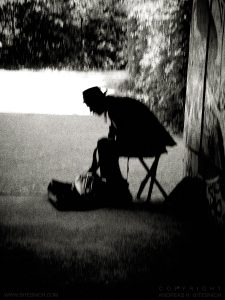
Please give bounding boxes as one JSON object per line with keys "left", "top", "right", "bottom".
{"left": 0, "top": 0, "right": 225, "bottom": 299}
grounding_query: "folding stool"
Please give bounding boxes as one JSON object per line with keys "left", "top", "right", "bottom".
{"left": 126, "top": 154, "right": 168, "bottom": 202}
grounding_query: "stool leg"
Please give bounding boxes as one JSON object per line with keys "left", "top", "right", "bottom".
{"left": 137, "top": 171, "right": 152, "bottom": 199}
{"left": 147, "top": 156, "right": 160, "bottom": 202}
{"left": 154, "top": 178, "right": 168, "bottom": 199}
{"left": 137, "top": 158, "right": 154, "bottom": 200}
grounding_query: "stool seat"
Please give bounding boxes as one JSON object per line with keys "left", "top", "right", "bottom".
{"left": 118, "top": 145, "right": 167, "bottom": 158}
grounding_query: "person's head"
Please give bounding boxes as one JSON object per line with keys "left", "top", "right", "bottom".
{"left": 83, "top": 86, "right": 106, "bottom": 116}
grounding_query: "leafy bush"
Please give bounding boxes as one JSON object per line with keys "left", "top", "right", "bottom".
{"left": 0, "top": 0, "right": 127, "bottom": 69}
{"left": 124, "top": 0, "right": 192, "bottom": 132}
{"left": 78, "top": 0, "right": 128, "bottom": 69}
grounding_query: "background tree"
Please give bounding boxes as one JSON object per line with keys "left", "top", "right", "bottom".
{"left": 0, "top": 0, "right": 192, "bottom": 132}
{"left": 0, "top": 0, "right": 127, "bottom": 69}
{"left": 124, "top": 0, "right": 192, "bottom": 132}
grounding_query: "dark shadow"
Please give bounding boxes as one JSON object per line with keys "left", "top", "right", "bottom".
{"left": 163, "top": 176, "right": 209, "bottom": 221}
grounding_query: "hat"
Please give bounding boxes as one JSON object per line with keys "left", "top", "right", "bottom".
{"left": 83, "top": 86, "right": 105, "bottom": 105}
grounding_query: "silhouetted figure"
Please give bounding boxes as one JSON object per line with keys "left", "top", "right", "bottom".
{"left": 83, "top": 86, "right": 176, "bottom": 202}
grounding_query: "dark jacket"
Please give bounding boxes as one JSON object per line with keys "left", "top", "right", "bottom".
{"left": 106, "top": 96, "right": 176, "bottom": 156}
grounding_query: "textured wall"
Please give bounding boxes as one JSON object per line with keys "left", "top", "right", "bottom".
{"left": 184, "top": 0, "right": 225, "bottom": 227}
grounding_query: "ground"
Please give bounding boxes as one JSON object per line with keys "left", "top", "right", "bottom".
{"left": 0, "top": 71, "right": 224, "bottom": 299}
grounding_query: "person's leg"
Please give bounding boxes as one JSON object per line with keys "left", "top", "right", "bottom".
{"left": 88, "top": 147, "right": 99, "bottom": 173}
{"left": 97, "top": 138, "right": 123, "bottom": 181}
{"left": 97, "top": 138, "right": 133, "bottom": 205}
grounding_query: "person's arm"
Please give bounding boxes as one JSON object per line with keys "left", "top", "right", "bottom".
{"left": 108, "top": 120, "right": 117, "bottom": 140}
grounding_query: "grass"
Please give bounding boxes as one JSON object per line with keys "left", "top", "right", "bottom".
{"left": 0, "top": 113, "right": 224, "bottom": 299}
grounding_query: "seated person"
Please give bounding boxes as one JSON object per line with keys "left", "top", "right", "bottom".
{"left": 83, "top": 86, "right": 176, "bottom": 202}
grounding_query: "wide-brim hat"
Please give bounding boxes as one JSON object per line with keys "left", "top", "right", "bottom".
{"left": 83, "top": 86, "right": 105, "bottom": 105}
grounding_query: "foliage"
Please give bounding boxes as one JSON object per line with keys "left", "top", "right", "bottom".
{"left": 124, "top": 0, "right": 192, "bottom": 132}
{"left": 0, "top": 0, "right": 192, "bottom": 132}
{"left": 0, "top": 0, "right": 127, "bottom": 69}
{"left": 77, "top": 0, "right": 128, "bottom": 69}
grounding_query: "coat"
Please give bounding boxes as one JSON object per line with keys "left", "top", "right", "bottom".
{"left": 106, "top": 95, "right": 176, "bottom": 157}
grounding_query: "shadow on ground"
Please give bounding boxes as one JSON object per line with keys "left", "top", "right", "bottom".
{"left": 0, "top": 194, "right": 225, "bottom": 299}
{"left": 0, "top": 114, "right": 224, "bottom": 299}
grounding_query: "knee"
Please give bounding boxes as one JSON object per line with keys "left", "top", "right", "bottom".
{"left": 97, "top": 138, "right": 109, "bottom": 151}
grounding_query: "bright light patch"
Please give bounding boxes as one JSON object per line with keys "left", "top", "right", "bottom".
{"left": 0, "top": 70, "right": 118, "bottom": 115}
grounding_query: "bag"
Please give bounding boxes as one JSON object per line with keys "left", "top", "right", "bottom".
{"left": 164, "top": 176, "right": 206, "bottom": 219}
{"left": 48, "top": 179, "right": 80, "bottom": 211}
{"left": 47, "top": 172, "right": 106, "bottom": 211}
{"left": 74, "top": 172, "right": 106, "bottom": 201}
